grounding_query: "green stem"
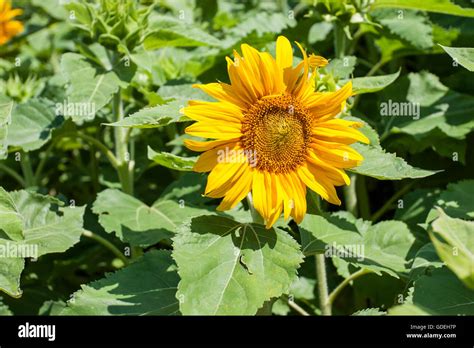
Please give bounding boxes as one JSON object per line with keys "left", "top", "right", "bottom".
{"left": 0, "top": 163, "right": 26, "bottom": 187}
{"left": 35, "top": 132, "right": 119, "bottom": 184}
{"left": 356, "top": 175, "right": 370, "bottom": 220}
{"left": 371, "top": 181, "right": 416, "bottom": 222}
{"left": 20, "top": 152, "right": 36, "bottom": 187}
{"left": 343, "top": 173, "right": 358, "bottom": 217}
{"left": 328, "top": 269, "right": 371, "bottom": 305}
{"left": 282, "top": 295, "right": 310, "bottom": 316}
{"left": 82, "top": 230, "right": 129, "bottom": 266}
{"left": 333, "top": 20, "right": 346, "bottom": 58}
{"left": 113, "top": 88, "right": 134, "bottom": 196}
{"left": 315, "top": 254, "right": 331, "bottom": 315}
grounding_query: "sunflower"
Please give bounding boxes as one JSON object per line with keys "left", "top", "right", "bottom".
{"left": 0, "top": 0, "right": 23, "bottom": 45}
{"left": 184, "top": 36, "right": 369, "bottom": 228}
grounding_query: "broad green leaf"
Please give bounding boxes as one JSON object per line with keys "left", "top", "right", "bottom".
{"left": 224, "top": 12, "right": 296, "bottom": 47}
{"left": 389, "top": 303, "right": 429, "bottom": 315}
{"left": 352, "top": 308, "right": 386, "bottom": 315}
{"left": 429, "top": 211, "right": 474, "bottom": 289}
{"left": 158, "top": 172, "right": 208, "bottom": 206}
{"left": 300, "top": 212, "right": 415, "bottom": 277}
{"left": 0, "top": 190, "right": 85, "bottom": 297}
{"left": 173, "top": 215, "right": 303, "bottom": 315}
{"left": 440, "top": 45, "right": 474, "bottom": 71}
{"left": 408, "top": 243, "right": 444, "bottom": 283}
{"left": 372, "top": 9, "right": 433, "bottom": 49}
{"left": 144, "top": 16, "right": 221, "bottom": 50}
{"left": 60, "top": 53, "right": 120, "bottom": 123}
{"left": 308, "top": 22, "right": 333, "bottom": 44}
{"left": 382, "top": 72, "right": 474, "bottom": 140}
{"left": 93, "top": 189, "right": 210, "bottom": 247}
{"left": 351, "top": 69, "right": 400, "bottom": 95}
{"left": 324, "top": 56, "right": 357, "bottom": 80}
{"left": 395, "top": 189, "right": 441, "bottom": 226}
{"left": 0, "top": 187, "right": 23, "bottom": 241}
{"left": 61, "top": 250, "right": 180, "bottom": 315}
{"left": 436, "top": 180, "right": 474, "bottom": 220}
{"left": 6, "top": 99, "right": 63, "bottom": 152}
{"left": 0, "top": 298, "right": 12, "bottom": 315}
{"left": 371, "top": 0, "right": 474, "bottom": 17}
{"left": 350, "top": 143, "right": 440, "bottom": 180}
{"left": 148, "top": 147, "right": 197, "bottom": 172}
{"left": 104, "top": 100, "right": 189, "bottom": 128}
{"left": 0, "top": 101, "right": 13, "bottom": 159}
{"left": 32, "top": 0, "right": 68, "bottom": 19}
{"left": 389, "top": 267, "right": 474, "bottom": 315}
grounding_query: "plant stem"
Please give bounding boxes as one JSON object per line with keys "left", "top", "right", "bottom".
{"left": 35, "top": 132, "right": 120, "bottom": 183}
{"left": 0, "top": 163, "right": 26, "bottom": 187}
{"left": 333, "top": 20, "right": 346, "bottom": 59}
{"left": 113, "top": 88, "right": 134, "bottom": 196}
{"left": 343, "top": 173, "right": 358, "bottom": 217}
{"left": 356, "top": 175, "right": 371, "bottom": 220}
{"left": 82, "top": 230, "right": 129, "bottom": 266}
{"left": 285, "top": 296, "right": 310, "bottom": 316}
{"left": 20, "top": 151, "right": 36, "bottom": 187}
{"left": 371, "top": 181, "right": 416, "bottom": 222}
{"left": 315, "top": 254, "right": 331, "bottom": 315}
{"left": 328, "top": 269, "right": 371, "bottom": 305}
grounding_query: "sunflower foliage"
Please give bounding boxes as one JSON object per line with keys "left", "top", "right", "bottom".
{"left": 0, "top": 0, "right": 473, "bottom": 317}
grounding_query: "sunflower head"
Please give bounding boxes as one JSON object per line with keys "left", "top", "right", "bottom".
{"left": 0, "top": 0, "right": 23, "bottom": 45}
{"left": 184, "top": 36, "right": 369, "bottom": 228}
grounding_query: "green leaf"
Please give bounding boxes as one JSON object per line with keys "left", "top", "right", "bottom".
{"left": 382, "top": 72, "right": 474, "bottom": 140}
{"left": 0, "top": 100, "right": 13, "bottom": 159}
{"left": 224, "top": 12, "right": 296, "bottom": 47}
{"left": 389, "top": 267, "right": 474, "bottom": 315}
{"left": 308, "top": 22, "right": 333, "bottom": 44}
{"left": 0, "top": 298, "right": 12, "bottom": 315}
{"left": 351, "top": 69, "right": 400, "bottom": 95}
{"left": 6, "top": 99, "right": 63, "bottom": 152}
{"left": 371, "top": 0, "right": 474, "bottom": 17}
{"left": 350, "top": 143, "right": 440, "bottom": 180}
{"left": 429, "top": 210, "right": 474, "bottom": 289}
{"left": 300, "top": 212, "right": 415, "bottom": 277}
{"left": 324, "top": 56, "right": 357, "bottom": 80}
{"left": 60, "top": 53, "right": 120, "bottom": 123}
{"left": 92, "top": 189, "right": 210, "bottom": 247}
{"left": 372, "top": 9, "right": 433, "bottom": 49}
{"left": 440, "top": 45, "right": 474, "bottom": 72}
{"left": 408, "top": 243, "right": 444, "bottom": 283}
{"left": 436, "top": 180, "right": 474, "bottom": 220}
{"left": 61, "top": 250, "right": 180, "bottom": 315}
{"left": 0, "top": 190, "right": 85, "bottom": 297}
{"left": 158, "top": 172, "right": 208, "bottom": 206}
{"left": 147, "top": 147, "right": 197, "bottom": 172}
{"left": 104, "top": 100, "right": 188, "bottom": 128}
{"left": 173, "top": 215, "right": 303, "bottom": 315}
{"left": 144, "top": 16, "right": 221, "bottom": 50}
{"left": 352, "top": 308, "right": 386, "bottom": 315}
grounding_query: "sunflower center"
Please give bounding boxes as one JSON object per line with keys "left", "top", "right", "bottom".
{"left": 241, "top": 95, "right": 312, "bottom": 173}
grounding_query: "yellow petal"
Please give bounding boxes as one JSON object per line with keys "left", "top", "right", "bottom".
{"left": 217, "top": 166, "right": 252, "bottom": 211}
{"left": 185, "top": 121, "right": 242, "bottom": 140}
{"left": 185, "top": 138, "right": 238, "bottom": 152}
{"left": 193, "top": 83, "right": 249, "bottom": 110}
{"left": 276, "top": 36, "right": 293, "bottom": 70}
